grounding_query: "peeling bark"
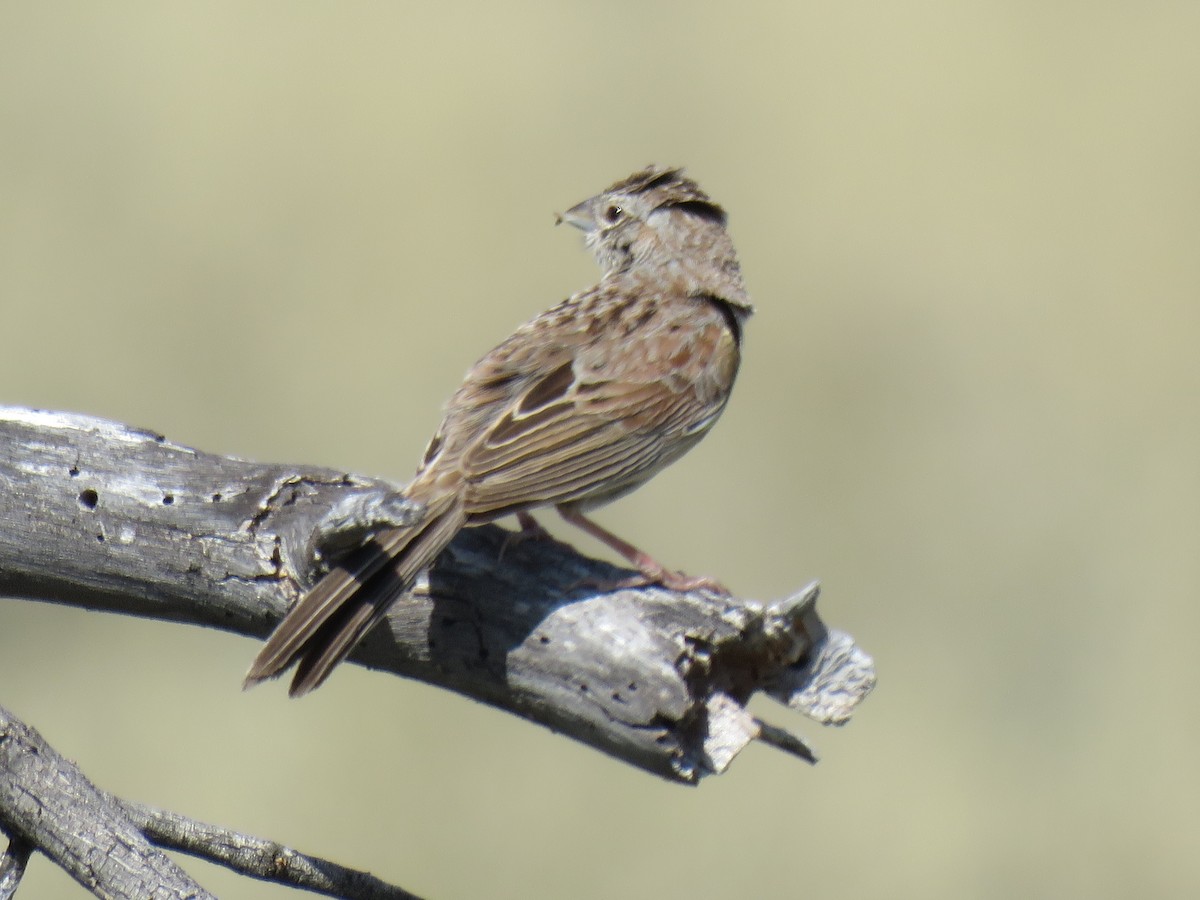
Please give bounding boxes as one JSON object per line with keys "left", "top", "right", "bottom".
{"left": 0, "top": 406, "right": 874, "bottom": 782}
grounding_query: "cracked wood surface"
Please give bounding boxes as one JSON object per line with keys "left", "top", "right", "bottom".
{"left": 0, "top": 405, "right": 874, "bottom": 782}
{"left": 0, "top": 705, "right": 212, "bottom": 900}
{"left": 0, "top": 704, "right": 421, "bottom": 899}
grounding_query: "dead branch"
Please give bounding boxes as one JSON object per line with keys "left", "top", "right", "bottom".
{"left": 0, "top": 405, "right": 873, "bottom": 781}
{"left": 0, "top": 705, "right": 420, "bottom": 899}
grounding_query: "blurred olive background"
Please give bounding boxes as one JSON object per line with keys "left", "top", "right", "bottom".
{"left": 2, "top": 3, "right": 1198, "bottom": 898}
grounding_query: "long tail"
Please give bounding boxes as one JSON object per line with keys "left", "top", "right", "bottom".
{"left": 244, "top": 490, "right": 467, "bottom": 697}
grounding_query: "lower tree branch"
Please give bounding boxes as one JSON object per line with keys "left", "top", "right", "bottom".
{"left": 117, "top": 800, "right": 420, "bottom": 899}
{"left": 0, "top": 705, "right": 421, "bottom": 899}
{"left": 0, "top": 705, "right": 214, "bottom": 899}
{"left": 0, "top": 832, "right": 33, "bottom": 900}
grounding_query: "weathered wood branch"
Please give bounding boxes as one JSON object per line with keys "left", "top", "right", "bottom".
{"left": 0, "top": 704, "right": 214, "bottom": 899}
{"left": 0, "top": 405, "right": 874, "bottom": 782}
{"left": 115, "top": 798, "right": 420, "bottom": 899}
{"left": 0, "top": 832, "right": 33, "bottom": 900}
{"left": 0, "top": 705, "right": 421, "bottom": 899}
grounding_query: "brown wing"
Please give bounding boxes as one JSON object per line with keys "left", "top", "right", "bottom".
{"left": 422, "top": 288, "right": 740, "bottom": 519}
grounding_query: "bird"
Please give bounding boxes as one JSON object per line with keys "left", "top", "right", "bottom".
{"left": 245, "top": 165, "right": 754, "bottom": 696}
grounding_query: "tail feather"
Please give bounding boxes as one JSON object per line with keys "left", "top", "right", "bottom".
{"left": 244, "top": 491, "right": 467, "bottom": 694}
{"left": 242, "top": 541, "right": 397, "bottom": 686}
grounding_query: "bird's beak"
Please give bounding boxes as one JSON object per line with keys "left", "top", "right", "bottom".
{"left": 554, "top": 199, "right": 595, "bottom": 231}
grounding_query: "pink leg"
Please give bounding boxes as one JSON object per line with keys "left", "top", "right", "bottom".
{"left": 515, "top": 511, "right": 553, "bottom": 539}
{"left": 497, "top": 511, "right": 557, "bottom": 563}
{"left": 557, "top": 506, "right": 729, "bottom": 594}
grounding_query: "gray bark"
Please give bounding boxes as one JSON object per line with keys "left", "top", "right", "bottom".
{"left": 0, "top": 705, "right": 420, "bottom": 899}
{"left": 0, "top": 403, "right": 875, "bottom": 895}
{"left": 0, "top": 405, "right": 874, "bottom": 780}
{"left": 0, "top": 704, "right": 214, "bottom": 899}
{"left": 0, "top": 832, "right": 33, "bottom": 900}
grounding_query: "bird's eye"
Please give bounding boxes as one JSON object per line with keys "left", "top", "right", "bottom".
{"left": 603, "top": 204, "right": 624, "bottom": 224}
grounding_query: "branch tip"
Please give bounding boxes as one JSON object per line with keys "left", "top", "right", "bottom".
{"left": 754, "top": 718, "right": 819, "bottom": 765}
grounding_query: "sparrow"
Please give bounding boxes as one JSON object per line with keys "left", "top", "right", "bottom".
{"left": 246, "top": 165, "right": 753, "bottom": 696}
